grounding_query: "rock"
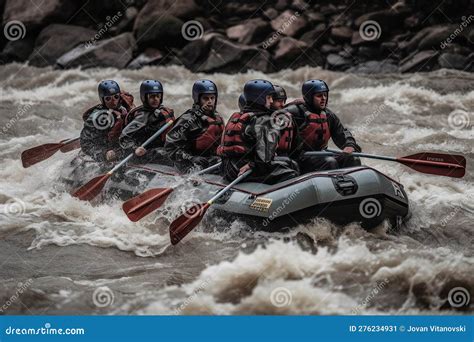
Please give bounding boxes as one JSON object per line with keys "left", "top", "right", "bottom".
{"left": 404, "top": 25, "right": 455, "bottom": 51}
{"left": 1, "top": 36, "right": 35, "bottom": 62}
{"left": 29, "top": 24, "right": 96, "bottom": 67}
{"left": 357, "top": 46, "right": 381, "bottom": 59}
{"left": 331, "top": 26, "right": 353, "bottom": 41}
{"left": 180, "top": 33, "right": 274, "bottom": 73}
{"left": 300, "top": 23, "right": 326, "bottom": 46}
{"left": 226, "top": 18, "right": 271, "bottom": 45}
{"left": 223, "top": 2, "right": 261, "bottom": 17}
{"left": 321, "top": 44, "right": 339, "bottom": 54}
{"left": 133, "top": 13, "right": 185, "bottom": 48}
{"left": 275, "top": 0, "right": 289, "bottom": 11}
{"left": 127, "top": 48, "right": 164, "bottom": 69}
{"left": 399, "top": 50, "right": 439, "bottom": 73}
{"left": 320, "top": 4, "right": 338, "bottom": 15}
{"left": 326, "top": 53, "right": 351, "bottom": 69}
{"left": 438, "top": 53, "right": 468, "bottom": 70}
{"left": 57, "top": 32, "right": 136, "bottom": 69}
{"left": 109, "top": 6, "right": 138, "bottom": 35}
{"left": 354, "top": 9, "right": 407, "bottom": 31}
{"left": 347, "top": 60, "right": 399, "bottom": 73}
{"left": 273, "top": 36, "right": 307, "bottom": 66}
{"left": 135, "top": 0, "right": 200, "bottom": 20}
{"left": 271, "top": 10, "right": 308, "bottom": 37}
{"left": 306, "top": 12, "right": 326, "bottom": 24}
{"left": 2, "top": 0, "right": 80, "bottom": 28}
{"left": 263, "top": 8, "right": 279, "bottom": 20}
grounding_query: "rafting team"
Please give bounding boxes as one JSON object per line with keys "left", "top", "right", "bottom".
{"left": 79, "top": 78, "right": 361, "bottom": 185}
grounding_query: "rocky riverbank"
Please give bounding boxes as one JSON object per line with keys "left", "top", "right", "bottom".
{"left": 1, "top": 0, "right": 473, "bottom": 73}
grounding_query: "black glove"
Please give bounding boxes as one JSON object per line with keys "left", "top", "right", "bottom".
{"left": 191, "top": 156, "right": 209, "bottom": 168}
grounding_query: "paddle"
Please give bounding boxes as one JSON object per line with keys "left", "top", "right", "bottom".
{"left": 21, "top": 137, "right": 80, "bottom": 168}
{"left": 169, "top": 169, "right": 252, "bottom": 245}
{"left": 304, "top": 149, "right": 466, "bottom": 178}
{"left": 72, "top": 121, "right": 174, "bottom": 201}
{"left": 122, "top": 162, "right": 222, "bottom": 222}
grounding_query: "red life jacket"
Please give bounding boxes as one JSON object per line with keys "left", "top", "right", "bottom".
{"left": 299, "top": 109, "right": 331, "bottom": 150}
{"left": 194, "top": 114, "right": 224, "bottom": 154}
{"left": 217, "top": 112, "right": 255, "bottom": 157}
{"left": 125, "top": 105, "right": 174, "bottom": 143}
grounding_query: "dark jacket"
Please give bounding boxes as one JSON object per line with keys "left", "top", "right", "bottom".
{"left": 80, "top": 104, "right": 128, "bottom": 162}
{"left": 119, "top": 105, "right": 175, "bottom": 151}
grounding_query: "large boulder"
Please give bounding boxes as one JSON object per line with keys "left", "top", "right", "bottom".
{"left": 133, "top": 13, "right": 186, "bottom": 48}
{"left": 271, "top": 10, "right": 308, "bottom": 37}
{"left": 226, "top": 18, "right": 272, "bottom": 45}
{"left": 438, "top": 53, "right": 468, "bottom": 70}
{"left": 399, "top": 50, "right": 439, "bottom": 73}
{"left": 299, "top": 23, "right": 327, "bottom": 46}
{"left": 57, "top": 32, "right": 136, "bottom": 69}
{"left": 273, "top": 36, "right": 307, "bottom": 66}
{"left": 403, "top": 25, "right": 456, "bottom": 51}
{"left": 2, "top": 0, "right": 80, "bottom": 28}
{"left": 29, "top": 24, "right": 96, "bottom": 67}
{"left": 127, "top": 48, "right": 164, "bottom": 69}
{"left": 136, "top": 0, "right": 200, "bottom": 20}
{"left": 180, "top": 33, "right": 274, "bottom": 73}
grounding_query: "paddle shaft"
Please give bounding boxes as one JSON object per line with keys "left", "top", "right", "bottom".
{"left": 305, "top": 149, "right": 464, "bottom": 169}
{"left": 108, "top": 121, "right": 173, "bottom": 174}
{"left": 207, "top": 169, "right": 252, "bottom": 205}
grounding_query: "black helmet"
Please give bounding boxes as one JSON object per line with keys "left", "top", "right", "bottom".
{"left": 238, "top": 93, "right": 246, "bottom": 111}
{"left": 192, "top": 79, "right": 218, "bottom": 105}
{"left": 140, "top": 80, "right": 163, "bottom": 105}
{"left": 243, "top": 79, "right": 275, "bottom": 107}
{"left": 302, "top": 79, "right": 329, "bottom": 105}
{"left": 272, "top": 85, "right": 287, "bottom": 101}
{"left": 98, "top": 80, "right": 121, "bottom": 100}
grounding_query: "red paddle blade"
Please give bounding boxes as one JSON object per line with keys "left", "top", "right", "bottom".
{"left": 72, "top": 174, "right": 111, "bottom": 201}
{"left": 169, "top": 202, "right": 210, "bottom": 245}
{"left": 399, "top": 153, "right": 466, "bottom": 178}
{"left": 59, "top": 139, "right": 81, "bottom": 153}
{"left": 21, "top": 143, "right": 63, "bottom": 168}
{"left": 122, "top": 188, "right": 174, "bottom": 222}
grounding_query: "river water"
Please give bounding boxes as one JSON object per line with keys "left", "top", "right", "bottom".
{"left": 0, "top": 63, "right": 472, "bottom": 315}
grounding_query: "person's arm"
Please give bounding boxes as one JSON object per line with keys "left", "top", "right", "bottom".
{"left": 327, "top": 109, "right": 361, "bottom": 152}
